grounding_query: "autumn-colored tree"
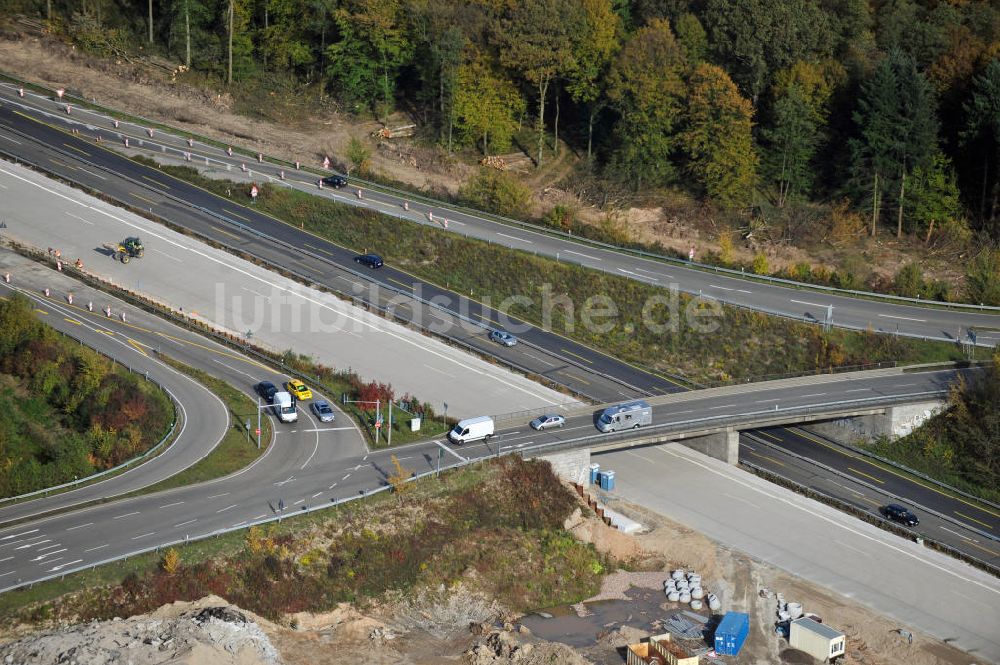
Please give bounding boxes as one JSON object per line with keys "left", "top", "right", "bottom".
{"left": 497, "top": 0, "right": 585, "bottom": 166}
{"left": 606, "top": 18, "right": 687, "bottom": 189}
{"left": 453, "top": 54, "right": 524, "bottom": 155}
{"left": 566, "top": 0, "right": 620, "bottom": 161}
{"left": 161, "top": 547, "right": 181, "bottom": 575}
{"left": 682, "top": 63, "right": 758, "bottom": 207}
{"left": 387, "top": 454, "right": 413, "bottom": 499}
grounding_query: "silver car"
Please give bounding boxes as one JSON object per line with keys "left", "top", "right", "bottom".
{"left": 530, "top": 414, "right": 565, "bottom": 430}
{"left": 490, "top": 330, "right": 518, "bottom": 347}
{"left": 310, "top": 400, "right": 335, "bottom": 423}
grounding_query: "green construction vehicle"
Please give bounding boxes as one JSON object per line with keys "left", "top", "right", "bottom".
{"left": 104, "top": 237, "right": 145, "bottom": 264}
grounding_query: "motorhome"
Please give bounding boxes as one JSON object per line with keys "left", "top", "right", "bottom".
{"left": 596, "top": 400, "right": 652, "bottom": 433}
{"left": 448, "top": 415, "right": 495, "bottom": 445}
{"left": 273, "top": 391, "right": 298, "bottom": 423}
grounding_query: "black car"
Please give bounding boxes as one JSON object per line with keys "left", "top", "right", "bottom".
{"left": 881, "top": 504, "right": 919, "bottom": 527}
{"left": 354, "top": 253, "right": 384, "bottom": 269}
{"left": 321, "top": 175, "right": 348, "bottom": 188}
{"left": 256, "top": 380, "right": 278, "bottom": 403}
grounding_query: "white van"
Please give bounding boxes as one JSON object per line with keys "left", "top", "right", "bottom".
{"left": 596, "top": 400, "right": 651, "bottom": 433}
{"left": 273, "top": 391, "right": 298, "bottom": 423}
{"left": 448, "top": 416, "right": 495, "bottom": 445}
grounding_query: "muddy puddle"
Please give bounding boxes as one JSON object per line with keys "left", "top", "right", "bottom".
{"left": 521, "top": 587, "right": 709, "bottom": 651}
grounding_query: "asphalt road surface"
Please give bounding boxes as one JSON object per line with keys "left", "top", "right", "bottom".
{"left": 1, "top": 82, "right": 999, "bottom": 346}
{"left": 596, "top": 443, "right": 1000, "bottom": 663}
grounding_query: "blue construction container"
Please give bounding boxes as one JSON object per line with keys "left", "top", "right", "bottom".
{"left": 714, "top": 611, "right": 750, "bottom": 656}
{"left": 589, "top": 463, "right": 600, "bottom": 485}
{"left": 599, "top": 470, "right": 615, "bottom": 491}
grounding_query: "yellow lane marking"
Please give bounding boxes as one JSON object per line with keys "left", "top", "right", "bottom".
{"left": 471, "top": 311, "right": 498, "bottom": 325}
{"left": 387, "top": 277, "right": 412, "bottom": 290}
{"left": 304, "top": 243, "right": 334, "bottom": 256}
{"left": 63, "top": 317, "right": 82, "bottom": 325}
{"left": 100, "top": 330, "right": 114, "bottom": 335}
{"left": 847, "top": 466, "right": 885, "bottom": 485}
{"left": 756, "top": 430, "right": 782, "bottom": 442}
{"left": 129, "top": 191, "right": 158, "bottom": 206}
{"left": 790, "top": 427, "right": 1000, "bottom": 519}
{"left": 213, "top": 225, "right": 242, "bottom": 240}
{"left": 966, "top": 540, "right": 1000, "bottom": 558}
{"left": 561, "top": 348, "right": 594, "bottom": 364}
{"left": 49, "top": 157, "right": 73, "bottom": 170}
{"left": 127, "top": 338, "right": 149, "bottom": 357}
{"left": 562, "top": 372, "right": 591, "bottom": 386}
{"left": 154, "top": 332, "right": 270, "bottom": 370}
{"left": 955, "top": 511, "right": 994, "bottom": 530}
{"left": 142, "top": 174, "right": 170, "bottom": 189}
{"left": 34, "top": 308, "right": 48, "bottom": 315}
{"left": 856, "top": 495, "right": 881, "bottom": 507}
{"left": 63, "top": 143, "right": 90, "bottom": 156}
{"left": 743, "top": 449, "right": 786, "bottom": 467}
{"left": 222, "top": 208, "right": 251, "bottom": 222}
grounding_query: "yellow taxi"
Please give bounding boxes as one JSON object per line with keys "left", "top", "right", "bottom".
{"left": 286, "top": 379, "right": 313, "bottom": 401}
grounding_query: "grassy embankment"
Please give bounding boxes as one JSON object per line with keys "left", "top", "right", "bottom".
{"left": 142, "top": 162, "right": 979, "bottom": 386}
{"left": 0, "top": 295, "right": 173, "bottom": 498}
{"left": 0, "top": 457, "right": 603, "bottom": 623}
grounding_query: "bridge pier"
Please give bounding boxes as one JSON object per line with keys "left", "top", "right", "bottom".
{"left": 537, "top": 448, "right": 591, "bottom": 485}
{"left": 678, "top": 428, "right": 740, "bottom": 465}
{"left": 807, "top": 399, "right": 945, "bottom": 444}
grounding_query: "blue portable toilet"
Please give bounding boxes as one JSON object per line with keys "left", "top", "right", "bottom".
{"left": 714, "top": 611, "right": 750, "bottom": 656}
{"left": 589, "top": 463, "right": 600, "bottom": 485}
{"left": 599, "top": 470, "right": 615, "bottom": 491}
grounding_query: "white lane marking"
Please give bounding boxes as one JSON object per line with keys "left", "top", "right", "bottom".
{"left": 253, "top": 514, "right": 267, "bottom": 520}
{"left": 1, "top": 529, "right": 39, "bottom": 540}
{"left": 36, "top": 544, "right": 63, "bottom": 552}
{"left": 0, "top": 134, "right": 22, "bottom": 144}
{"left": 521, "top": 351, "right": 555, "bottom": 367}
{"left": 312, "top": 492, "right": 322, "bottom": 498}
{"left": 564, "top": 249, "right": 601, "bottom": 261}
{"left": 151, "top": 247, "right": 183, "bottom": 262}
{"left": 653, "top": 445, "right": 1000, "bottom": 594}
{"left": 16, "top": 539, "right": 50, "bottom": 550}
{"left": 212, "top": 359, "right": 259, "bottom": 381}
{"left": 672, "top": 409, "right": 694, "bottom": 415}
{"left": 293, "top": 499, "right": 304, "bottom": 506}
{"left": 216, "top": 504, "right": 238, "bottom": 513}
{"left": 31, "top": 549, "right": 67, "bottom": 561}
{"left": 341, "top": 473, "right": 351, "bottom": 481}
{"left": 844, "top": 388, "right": 870, "bottom": 393}
{"left": 790, "top": 299, "right": 828, "bottom": 309}
{"left": 299, "top": 427, "right": 355, "bottom": 432}
{"left": 328, "top": 483, "right": 338, "bottom": 490}
{"left": 938, "top": 526, "right": 972, "bottom": 541}
{"left": 132, "top": 532, "right": 155, "bottom": 540}
{"left": 742, "top": 444, "right": 757, "bottom": 452}
{"left": 754, "top": 398, "right": 779, "bottom": 404}
{"left": 159, "top": 501, "right": 185, "bottom": 509}
{"left": 634, "top": 267, "right": 672, "bottom": 279}
{"left": 84, "top": 544, "right": 109, "bottom": 553}
{"left": 65, "top": 211, "right": 94, "bottom": 225}
{"left": 798, "top": 393, "right": 827, "bottom": 398}
{"left": 709, "top": 284, "right": 734, "bottom": 291}
{"left": 422, "top": 363, "right": 455, "bottom": 377}
{"left": 894, "top": 383, "right": 917, "bottom": 388}
{"left": 832, "top": 482, "right": 864, "bottom": 497}
{"left": 66, "top": 522, "right": 93, "bottom": 531}
{"left": 497, "top": 232, "right": 532, "bottom": 244}
{"left": 231, "top": 521, "right": 247, "bottom": 528}
{"left": 173, "top": 519, "right": 197, "bottom": 528}
{"left": 878, "top": 314, "right": 926, "bottom": 323}
{"left": 0, "top": 571, "right": 16, "bottom": 578}
{"left": 76, "top": 166, "right": 106, "bottom": 180}
{"left": 436, "top": 440, "right": 468, "bottom": 462}
{"left": 736, "top": 289, "right": 753, "bottom": 294}
{"left": 49, "top": 559, "right": 83, "bottom": 571}
{"left": 207, "top": 493, "right": 229, "bottom": 499}
{"left": 618, "top": 268, "right": 654, "bottom": 280}
{"left": 723, "top": 492, "right": 760, "bottom": 509}
{"left": 708, "top": 404, "right": 737, "bottom": 410}
{"left": 113, "top": 511, "right": 140, "bottom": 520}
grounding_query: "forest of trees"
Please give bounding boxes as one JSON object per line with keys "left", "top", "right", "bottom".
{"left": 4, "top": 0, "right": 1000, "bottom": 243}
{"left": 0, "top": 295, "right": 173, "bottom": 497}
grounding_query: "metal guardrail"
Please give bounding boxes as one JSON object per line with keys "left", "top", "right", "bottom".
{"left": 0, "top": 311, "right": 180, "bottom": 506}
{"left": 3, "top": 75, "right": 999, "bottom": 314}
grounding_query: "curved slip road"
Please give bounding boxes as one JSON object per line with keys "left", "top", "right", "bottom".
{"left": 1, "top": 82, "right": 998, "bottom": 346}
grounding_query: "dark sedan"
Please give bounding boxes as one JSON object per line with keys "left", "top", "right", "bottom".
{"left": 881, "top": 504, "right": 919, "bottom": 527}
{"left": 354, "top": 253, "right": 384, "bottom": 269}
{"left": 256, "top": 380, "right": 278, "bottom": 403}
{"left": 322, "top": 175, "right": 348, "bottom": 188}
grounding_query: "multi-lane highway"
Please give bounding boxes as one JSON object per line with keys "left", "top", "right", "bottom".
{"left": 1, "top": 81, "right": 999, "bottom": 345}
{"left": 0, "top": 103, "right": 995, "bottom": 569}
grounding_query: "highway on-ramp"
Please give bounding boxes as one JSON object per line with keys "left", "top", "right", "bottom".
{"left": 1, "top": 81, "right": 999, "bottom": 346}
